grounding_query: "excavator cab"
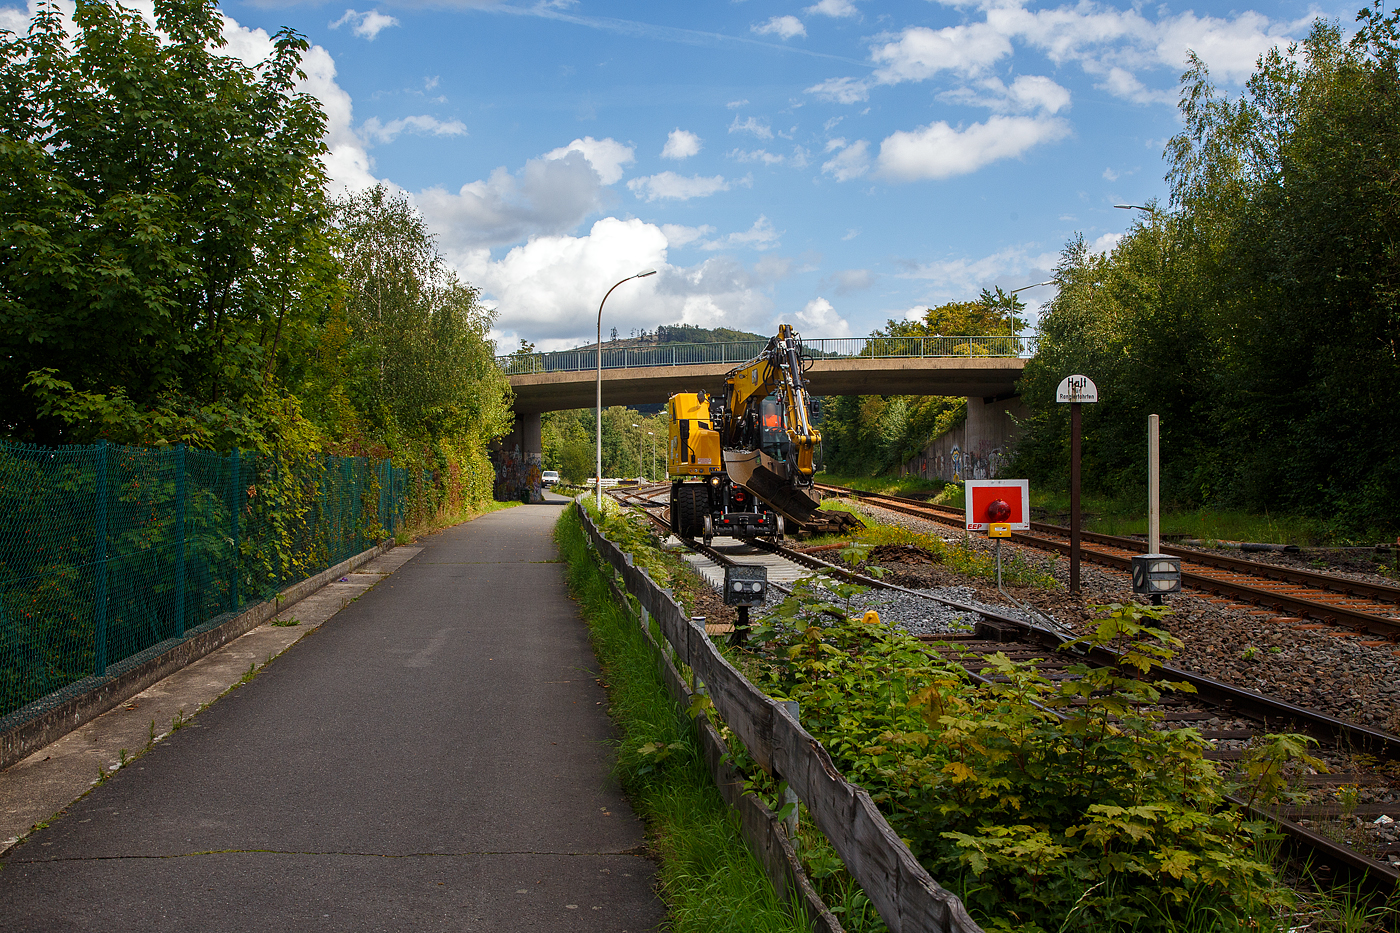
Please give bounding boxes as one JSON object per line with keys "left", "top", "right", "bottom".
{"left": 757, "top": 396, "right": 789, "bottom": 463}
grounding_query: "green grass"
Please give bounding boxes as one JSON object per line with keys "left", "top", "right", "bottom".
{"left": 554, "top": 506, "right": 811, "bottom": 933}
{"left": 818, "top": 471, "right": 953, "bottom": 498}
{"left": 1026, "top": 489, "right": 1340, "bottom": 546}
{"left": 822, "top": 473, "right": 1363, "bottom": 546}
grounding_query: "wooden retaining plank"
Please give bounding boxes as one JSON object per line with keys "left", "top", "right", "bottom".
{"left": 579, "top": 503, "right": 983, "bottom": 933}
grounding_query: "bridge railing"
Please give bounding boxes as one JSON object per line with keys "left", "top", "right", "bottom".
{"left": 496, "top": 334, "right": 1037, "bottom": 375}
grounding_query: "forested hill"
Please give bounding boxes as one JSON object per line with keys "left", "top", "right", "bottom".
{"left": 568, "top": 324, "right": 766, "bottom": 352}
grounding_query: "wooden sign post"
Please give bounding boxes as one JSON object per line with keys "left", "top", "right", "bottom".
{"left": 1056, "top": 375, "right": 1098, "bottom": 594}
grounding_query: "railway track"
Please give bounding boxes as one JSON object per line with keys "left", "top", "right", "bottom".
{"left": 817, "top": 484, "right": 1400, "bottom": 640}
{"left": 605, "top": 485, "right": 1400, "bottom": 890}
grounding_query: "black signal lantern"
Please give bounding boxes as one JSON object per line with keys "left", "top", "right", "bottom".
{"left": 1131, "top": 554, "right": 1181, "bottom": 603}
{"left": 723, "top": 564, "right": 767, "bottom": 647}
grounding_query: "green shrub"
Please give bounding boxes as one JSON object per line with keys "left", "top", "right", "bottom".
{"left": 743, "top": 587, "right": 1293, "bottom": 932}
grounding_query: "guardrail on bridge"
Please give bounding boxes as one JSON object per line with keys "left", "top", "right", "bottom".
{"left": 496, "top": 334, "right": 1037, "bottom": 375}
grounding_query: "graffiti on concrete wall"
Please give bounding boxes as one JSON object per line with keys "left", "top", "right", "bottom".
{"left": 906, "top": 438, "right": 1008, "bottom": 483}
{"left": 492, "top": 449, "right": 544, "bottom": 503}
{"left": 900, "top": 397, "right": 1024, "bottom": 485}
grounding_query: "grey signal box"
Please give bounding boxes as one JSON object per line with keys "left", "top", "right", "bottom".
{"left": 723, "top": 564, "right": 768, "bottom": 608}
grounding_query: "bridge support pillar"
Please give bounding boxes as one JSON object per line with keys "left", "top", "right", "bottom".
{"left": 902, "top": 395, "right": 1028, "bottom": 482}
{"left": 491, "top": 411, "right": 544, "bottom": 503}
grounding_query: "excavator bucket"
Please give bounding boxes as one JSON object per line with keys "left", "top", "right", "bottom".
{"left": 741, "top": 463, "right": 821, "bottom": 525}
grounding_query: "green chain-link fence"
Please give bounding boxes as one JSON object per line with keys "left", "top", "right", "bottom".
{"left": 0, "top": 440, "right": 430, "bottom": 729}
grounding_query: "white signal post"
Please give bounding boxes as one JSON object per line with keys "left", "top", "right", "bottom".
{"left": 1148, "top": 414, "right": 1160, "bottom": 554}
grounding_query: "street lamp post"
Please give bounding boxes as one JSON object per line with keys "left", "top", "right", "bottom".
{"left": 631, "top": 423, "right": 642, "bottom": 481}
{"left": 597, "top": 270, "right": 657, "bottom": 511}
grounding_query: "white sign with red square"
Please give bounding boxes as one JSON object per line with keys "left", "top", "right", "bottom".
{"left": 965, "top": 479, "right": 1030, "bottom": 531}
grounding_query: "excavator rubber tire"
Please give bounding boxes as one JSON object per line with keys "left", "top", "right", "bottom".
{"left": 673, "top": 484, "right": 709, "bottom": 539}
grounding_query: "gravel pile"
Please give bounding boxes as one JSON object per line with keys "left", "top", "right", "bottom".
{"left": 843, "top": 585, "right": 1033, "bottom": 636}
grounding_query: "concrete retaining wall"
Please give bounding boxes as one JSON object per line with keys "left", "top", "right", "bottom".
{"left": 902, "top": 396, "right": 1027, "bottom": 482}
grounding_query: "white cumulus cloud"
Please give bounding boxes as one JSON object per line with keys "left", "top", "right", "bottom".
{"left": 1089, "top": 232, "right": 1124, "bottom": 255}
{"left": 544, "top": 136, "right": 636, "bottom": 185}
{"left": 793, "top": 298, "right": 852, "bottom": 338}
{"left": 806, "top": 0, "right": 859, "bottom": 18}
{"left": 753, "top": 15, "right": 806, "bottom": 40}
{"left": 661, "top": 224, "right": 716, "bottom": 248}
{"left": 330, "top": 8, "right": 398, "bottom": 40}
{"left": 876, "top": 115, "right": 1070, "bottom": 182}
{"left": 941, "top": 75, "right": 1072, "bottom": 115}
{"left": 0, "top": 4, "right": 28, "bottom": 31}
{"left": 729, "top": 115, "right": 775, "bottom": 140}
{"left": 821, "top": 140, "right": 871, "bottom": 182}
{"left": 360, "top": 114, "right": 466, "bottom": 144}
{"left": 699, "top": 216, "right": 781, "bottom": 252}
{"left": 808, "top": 2, "right": 1306, "bottom": 110}
{"left": 459, "top": 218, "right": 789, "bottom": 349}
{"left": 873, "top": 22, "right": 1014, "bottom": 83}
{"left": 627, "top": 172, "right": 731, "bottom": 202}
{"left": 728, "top": 149, "right": 787, "bottom": 166}
{"left": 418, "top": 150, "right": 611, "bottom": 250}
{"left": 662, "top": 129, "right": 702, "bottom": 160}
{"left": 897, "top": 243, "right": 1060, "bottom": 314}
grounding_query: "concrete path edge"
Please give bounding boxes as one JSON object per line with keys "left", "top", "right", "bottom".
{"left": 0, "top": 540, "right": 395, "bottom": 771}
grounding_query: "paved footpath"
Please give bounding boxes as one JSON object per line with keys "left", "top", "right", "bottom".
{"left": 0, "top": 495, "right": 664, "bottom": 932}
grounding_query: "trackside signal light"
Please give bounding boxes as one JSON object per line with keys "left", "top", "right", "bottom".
{"left": 1131, "top": 554, "right": 1181, "bottom": 599}
{"left": 986, "top": 499, "right": 1012, "bottom": 523}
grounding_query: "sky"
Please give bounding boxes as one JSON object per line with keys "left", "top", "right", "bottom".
{"left": 2, "top": 0, "right": 1352, "bottom": 352}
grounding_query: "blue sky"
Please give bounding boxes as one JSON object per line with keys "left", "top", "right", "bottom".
{"left": 4, "top": 0, "right": 1351, "bottom": 351}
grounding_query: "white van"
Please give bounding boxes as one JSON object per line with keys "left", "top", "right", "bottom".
{"left": 541, "top": 470, "right": 560, "bottom": 487}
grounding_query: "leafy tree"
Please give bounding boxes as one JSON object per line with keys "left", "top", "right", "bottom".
{"left": 328, "top": 185, "right": 511, "bottom": 450}
{"left": 543, "top": 406, "right": 666, "bottom": 479}
{"left": 1014, "top": 9, "right": 1400, "bottom": 538}
{"left": 0, "top": 0, "right": 334, "bottom": 448}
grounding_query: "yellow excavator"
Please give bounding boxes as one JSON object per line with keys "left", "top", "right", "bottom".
{"left": 667, "top": 324, "right": 823, "bottom": 543}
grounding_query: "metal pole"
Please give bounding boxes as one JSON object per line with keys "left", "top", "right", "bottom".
{"left": 1148, "top": 414, "right": 1160, "bottom": 554}
{"left": 597, "top": 270, "right": 657, "bottom": 512}
{"left": 1070, "top": 401, "right": 1082, "bottom": 595}
{"left": 730, "top": 606, "right": 750, "bottom": 646}
{"left": 175, "top": 443, "right": 186, "bottom": 638}
{"left": 94, "top": 440, "right": 108, "bottom": 677}
{"left": 229, "top": 448, "right": 240, "bottom": 611}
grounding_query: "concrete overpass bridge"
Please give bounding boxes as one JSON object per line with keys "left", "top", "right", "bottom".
{"left": 492, "top": 335, "right": 1032, "bottom": 498}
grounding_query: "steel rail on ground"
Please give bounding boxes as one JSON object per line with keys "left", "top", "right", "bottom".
{"left": 816, "top": 484, "right": 1400, "bottom": 638}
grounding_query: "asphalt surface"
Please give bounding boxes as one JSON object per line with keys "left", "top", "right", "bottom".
{"left": 0, "top": 495, "right": 664, "bottom": 932}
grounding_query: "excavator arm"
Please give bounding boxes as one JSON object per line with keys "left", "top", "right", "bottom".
{"left": 719, "top": 324, "right": 820, "bottom": 476}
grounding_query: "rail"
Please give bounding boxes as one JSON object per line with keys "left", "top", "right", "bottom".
{"left": 496, "top": 334, "right": 1037, "bottom": 375}
{"left": 817, "top": 484, "right": 1400, "bottom": 637}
